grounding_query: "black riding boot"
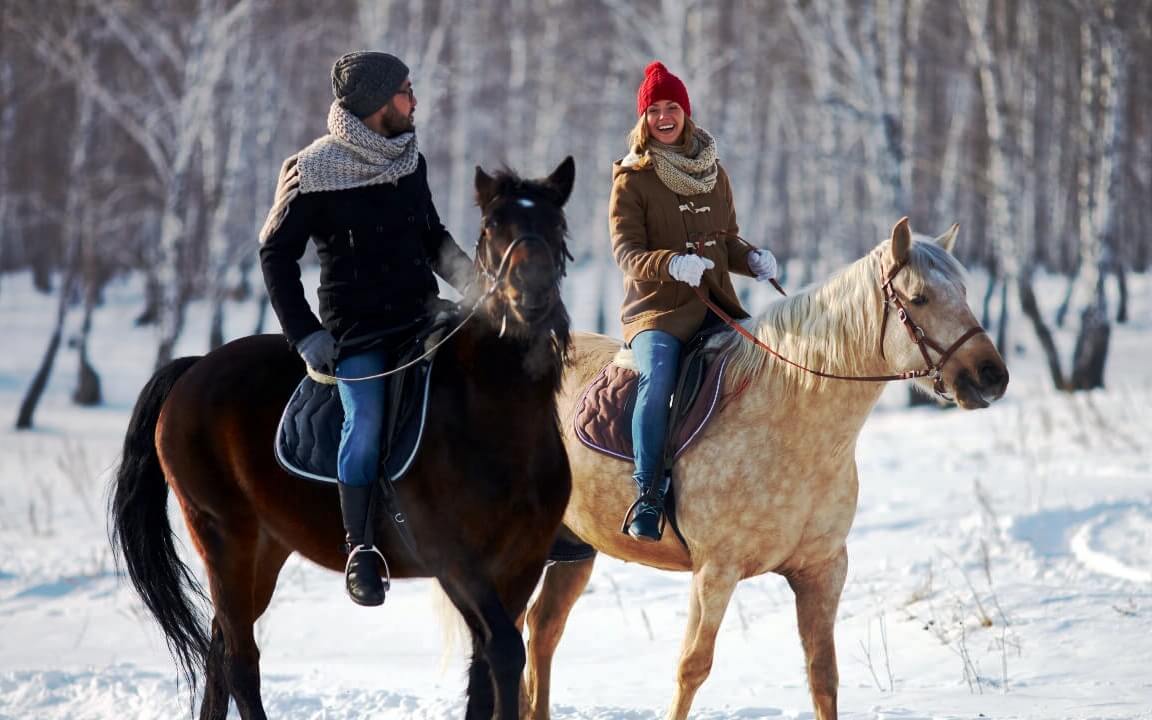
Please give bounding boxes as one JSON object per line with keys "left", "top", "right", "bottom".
{"left": 338, "top": 482, "right": 387, "bottom": 607}
{"left": 626, "top": 475, "right": 667, "bottom": 543}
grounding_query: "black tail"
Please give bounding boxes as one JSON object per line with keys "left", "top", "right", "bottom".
{"left": 109, "top": 355, "right": 208, "bottom": 696}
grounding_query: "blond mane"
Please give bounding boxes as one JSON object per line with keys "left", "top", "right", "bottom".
{"left": 716, "top": 239, "right": 967, "bottom": 394}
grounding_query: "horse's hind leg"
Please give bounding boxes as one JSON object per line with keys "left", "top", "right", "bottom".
{"left": 522, "top": 556, "right": 595, "bottom": 720}
{"left": 199, "top": 621, "right": 229, "bottom": 720}
{"left": 197, "top": 520, "right": 290, "bottom": 720}
{"left": 786, "top": 548, "right": 847, "bottom": 720}
{"left": 667, "top": 563, "right": 741, "bottom": 720}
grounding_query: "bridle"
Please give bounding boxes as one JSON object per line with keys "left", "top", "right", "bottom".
{"left": 310, "top": 225, "right": 563, "bottom": 384}
{"left": 475, "top": 226, "right": 568, "bottom": 333}
{"left": 476, "top": 231, "right": 562, "bottom": 290}
{"left": 691, "top": 247, "right": 987, "bottom": 398}
{"left": 876, "top": 258, "right": 986, "bottom": 396}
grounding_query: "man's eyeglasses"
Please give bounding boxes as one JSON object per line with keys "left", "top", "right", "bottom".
{"left": 395, "top": 85, "right": 414, "bottom": 101}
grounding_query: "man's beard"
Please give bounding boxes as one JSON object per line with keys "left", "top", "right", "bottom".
{"left": 381, "top": 106, "right": 415, "bottom": 137}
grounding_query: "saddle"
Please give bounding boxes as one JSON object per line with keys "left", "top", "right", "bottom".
{"left": 573, "top": 327, "right": 747, "bottom": 547}
{"left": 275, "top": 316, "right": 599, "bottom": 565}
{"left": 573, "top": 329, "right": 745, "bottom": 463}
{"left": 274, "top": 328, "right": 441, "bottom": 485}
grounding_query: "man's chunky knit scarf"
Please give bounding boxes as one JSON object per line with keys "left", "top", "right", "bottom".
{"left": 259, "top": 101, "right": 420, "bottom": 242}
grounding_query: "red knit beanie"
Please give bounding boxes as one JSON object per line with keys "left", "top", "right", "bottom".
{"left": 636, "top": 61, "right": 691, "bottom": 118}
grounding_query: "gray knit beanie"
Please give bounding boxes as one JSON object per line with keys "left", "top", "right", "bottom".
{"left": 331, "top": 51, "right": 409, "bottom": 118}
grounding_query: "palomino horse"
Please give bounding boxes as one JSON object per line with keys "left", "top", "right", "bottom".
{"left": 111, "top": 158, "right": 577, "bottom": 720}
{"left": 523, "top": 218, "right": 1009, "bottom": 719}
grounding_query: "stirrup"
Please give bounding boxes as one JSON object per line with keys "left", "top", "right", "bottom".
{"left": 619, "top": 487, "right": 667, "bottom": 539}
{"left": 345, "top": 543, "right": 393, "bottom": 594}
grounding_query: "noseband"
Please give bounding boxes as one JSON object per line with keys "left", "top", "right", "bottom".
{"left": 476, "top": 229, "right": 566, "bottom": 299}
{"left": 692, "top": 256, "right": 988, "bottom": 398}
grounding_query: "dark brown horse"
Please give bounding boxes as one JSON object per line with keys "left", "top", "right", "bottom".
{"left": 111, "top": 158, "right": 576, "bottom": 720}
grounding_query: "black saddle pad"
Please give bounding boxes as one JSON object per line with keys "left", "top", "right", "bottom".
{"left": 274, "top": 357, "right": 435, "bottom": 484}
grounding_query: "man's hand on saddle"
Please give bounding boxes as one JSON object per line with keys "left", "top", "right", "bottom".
{"left": 668, "top": 254, "right": 715, "bottom": 287}
{"left": 747, "top": 248, "right": 779, "bottom": 283}
{"left": 297, "top": 329, "right": 336, "bottom": 372}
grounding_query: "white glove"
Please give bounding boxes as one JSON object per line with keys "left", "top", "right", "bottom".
{"left": 668, "top": 254, "right": 715, "bottom": 287}
{"left": 748, "top": 249, "right": 778, "bottom": 283}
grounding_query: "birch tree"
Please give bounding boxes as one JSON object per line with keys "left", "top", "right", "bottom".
{"left": 15, "top": 21, "right": 96, "bottom": 428}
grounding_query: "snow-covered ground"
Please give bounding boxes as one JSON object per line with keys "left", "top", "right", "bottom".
{"left": 0, "top": 264, "right": 1149, "bottom": 719}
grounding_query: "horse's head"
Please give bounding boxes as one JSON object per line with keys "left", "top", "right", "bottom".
{"left": 471, "top": 157, "right": 574, "bottom": 372}
{"left": 877, "top": 217, "right": 1009, "bottom": 409}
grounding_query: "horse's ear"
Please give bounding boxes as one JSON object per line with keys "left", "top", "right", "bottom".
{"left": 934, "top": 223, "right": 960, "bottom": 254}
{"left": 544, "top": 156, "right": 575, "bottom": 207}
{"left": 475, "top": 166, "right": 497, "bottom": 208}
{"left": 890, "top": 217, "right": 911, "bottom": 265}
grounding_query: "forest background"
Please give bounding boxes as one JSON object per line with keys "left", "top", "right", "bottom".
{"left": 2, "top": 0, "right": 1150, "bottom": 427}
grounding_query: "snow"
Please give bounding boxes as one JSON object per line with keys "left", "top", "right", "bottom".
{"left": 0, "top": 266, "right": 1149, "bottom": 719}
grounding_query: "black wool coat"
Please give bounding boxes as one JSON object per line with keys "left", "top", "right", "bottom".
{"left": 260, "top": 154, "right": 471, "bottom": 359}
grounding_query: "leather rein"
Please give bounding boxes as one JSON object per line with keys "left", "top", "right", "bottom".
{"left": 691, "top": 255, "right": 986, "bottom": 398}
{"left": 312, "top": 233, "right": 537, "bottom": 383}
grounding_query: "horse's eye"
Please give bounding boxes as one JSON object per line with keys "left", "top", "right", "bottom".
{"left": 483, "top": 218, "right": 499, "bottom": 231}
{"left": 910, "top": 294, "right": 928, "bottom": 306}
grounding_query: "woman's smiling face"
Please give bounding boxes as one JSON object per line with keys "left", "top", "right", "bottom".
{"left": 645, "top": 100, "right": 685, "bottom": 144}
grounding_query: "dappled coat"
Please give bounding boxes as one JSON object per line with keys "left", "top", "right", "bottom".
{"left": 609, "top": 161, "right": 755, "bottom": 344}
{"left": 260, "top": 154, "right": 470, "bottom": 359}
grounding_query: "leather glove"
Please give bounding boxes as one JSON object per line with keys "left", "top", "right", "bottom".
{"left": 296, "top": 329, "right": 336, "bottom": 371}
{"left": 668, "top": 254, "right": 715, "bottom": 287}
{"left": 747, "top": 249, "right": 779, "bottom": 283}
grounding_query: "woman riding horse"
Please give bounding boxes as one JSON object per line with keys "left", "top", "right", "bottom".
{"left": 610, "top": 61, "right": 780, "bottom": 541}
{"left": 523, "top": 218, "right": 1009, "bottom": 720}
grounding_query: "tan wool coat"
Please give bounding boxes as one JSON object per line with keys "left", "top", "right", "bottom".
{"left": 609, "top": 160, "right": 755, "bottom": 343}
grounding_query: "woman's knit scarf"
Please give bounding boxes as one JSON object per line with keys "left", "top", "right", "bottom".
{"left": 636, "top": 127, "right": 719, "bottom": 196}
{"left": 259, "top": 101, "right": 420, "bottom": 242}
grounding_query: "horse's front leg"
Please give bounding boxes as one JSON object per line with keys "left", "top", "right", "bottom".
{"left": 523, "top": 556, "right": 596, "bottom": 720}
{"left": 786, "top": 547, "right": 848, "bottom": 720}
{"left": 441, "top": 575, "right": 528, "bottom": 720}
{"left": 666, "top": 563, "right": 742, "bottom": 720}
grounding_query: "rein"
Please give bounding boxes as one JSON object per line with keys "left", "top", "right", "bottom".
{"left": 309, "top": 234, "right": 530, "bottom": 384}
{"left": 692, "top": 256, "right": 986, "bottom": 396}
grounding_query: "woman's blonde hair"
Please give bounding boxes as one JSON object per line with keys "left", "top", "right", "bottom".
{"left": 627, "top": 114, "right": 698, "bottom": 168}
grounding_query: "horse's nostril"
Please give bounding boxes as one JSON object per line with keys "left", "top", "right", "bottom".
{"left": 980, "top": 362, "right": 1007, "bottom": 388}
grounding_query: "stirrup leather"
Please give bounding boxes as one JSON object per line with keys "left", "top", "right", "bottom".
{"left": 345, "top": 543, "right": 393, "bottom": 593}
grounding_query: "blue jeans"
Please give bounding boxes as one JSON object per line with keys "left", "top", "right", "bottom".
{"left": 335, "top": 349, "right": 389, "bottom": 487}
{"left": 630, "top": 330, "right": 683, "bottom": 489}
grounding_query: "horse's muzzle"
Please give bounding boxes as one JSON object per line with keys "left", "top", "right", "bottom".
{"left": 951, "top": 362, "right": 1009, "bottom": 409}
{"left": 511, "top": 291, "right": 558, "bottom": 325}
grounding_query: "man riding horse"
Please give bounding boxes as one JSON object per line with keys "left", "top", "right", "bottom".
{"left": 259, "top": 51, "right": 471, "bottom": 606}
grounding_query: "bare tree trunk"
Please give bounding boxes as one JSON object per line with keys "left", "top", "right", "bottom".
{"left": 15, "top": 292, "right": 69, "bottom": 429}
{"left": 996, "top": 274, "right": 1009, "bottom": 355}
{"left": 15, "top": 66, "right": 97, "bottom": 426}
{"left": 1114, "top": 264, "right": 1128, "bottom": 323}
{"left": 1070, "top": 0, "right": 1124, "bottom": 390}
{"left": 0, "top": 27, "right": 12, "bottom": 297}
{"left": 135, "top": 272, "right": 163, "bottom": 326}
{"left": 981, "top": 262, "right": 998, "bottom": 330}
{"left": 1018, "top": 269, "right": 1067, "bottom": 389}
{"left": 1055, "top": 266, "right": 1076, "bottom": 328}
{"left": 963, "top": 0, "right": 1031, "bottom": 374}
{"left": 72, "top": 275, "right": 103, "bottom": 406}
